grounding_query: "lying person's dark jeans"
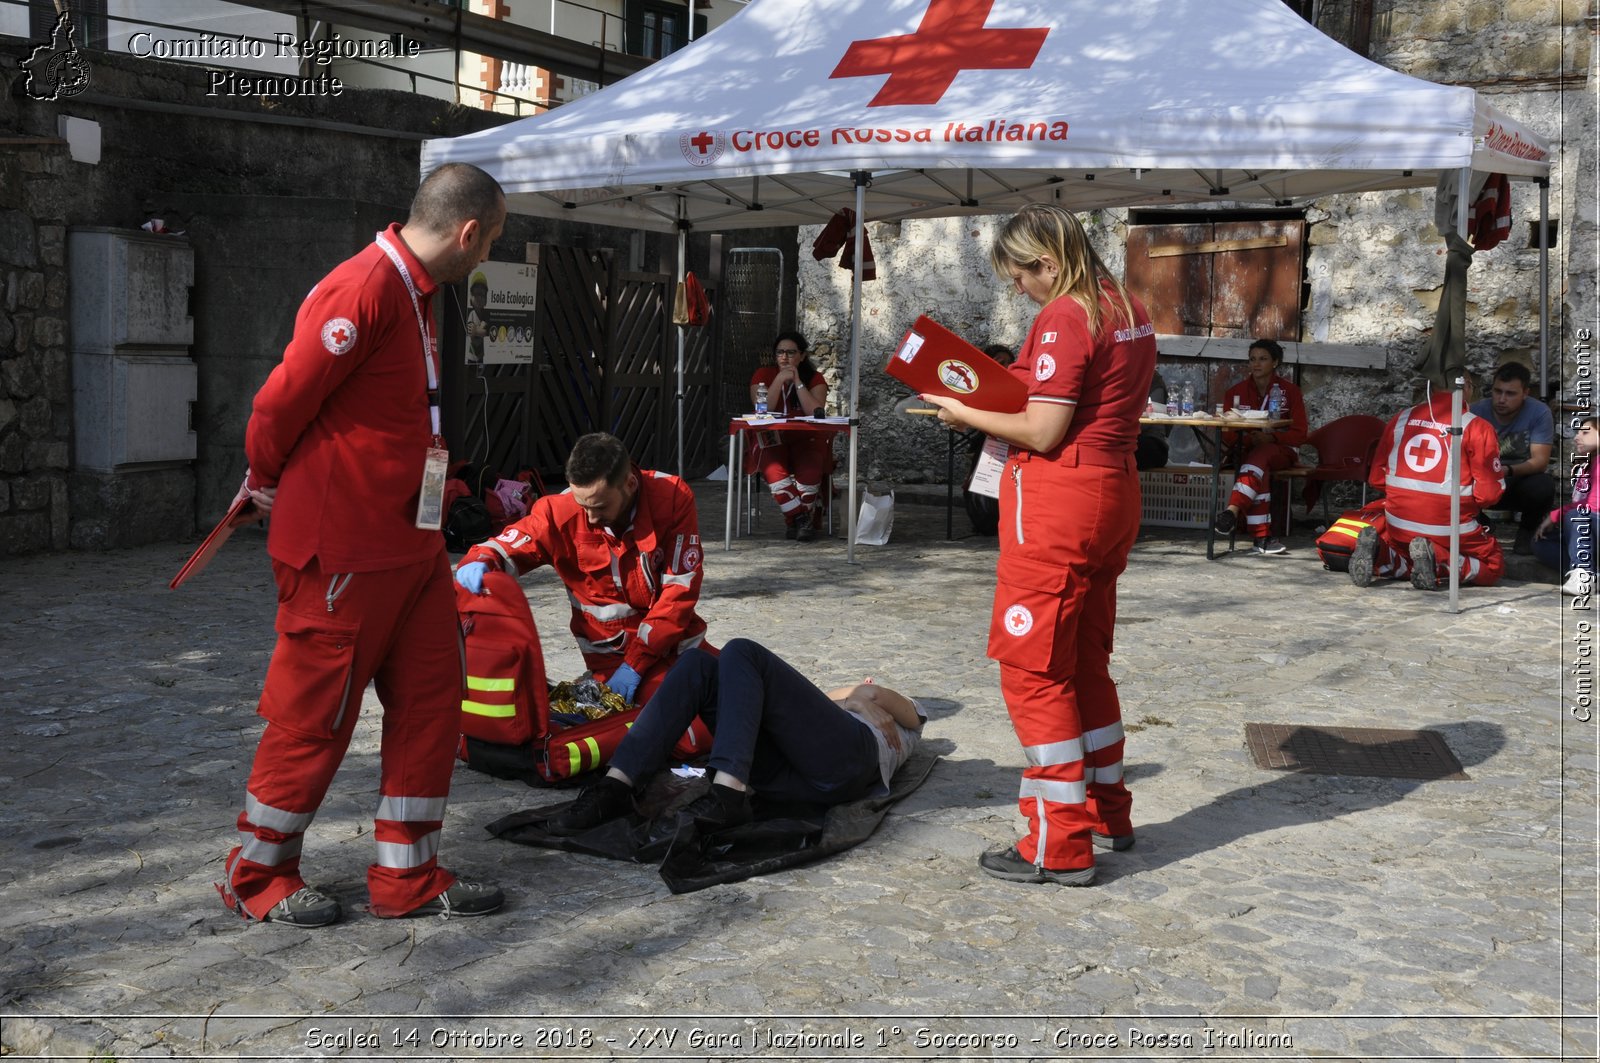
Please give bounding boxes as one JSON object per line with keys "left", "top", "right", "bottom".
{"left": 609, "top": 640, "right": 881, "bottom": 806}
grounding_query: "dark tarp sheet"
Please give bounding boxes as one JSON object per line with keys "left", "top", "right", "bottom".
{"left": 485, "top": 749, "right": 939, "bottom": 894}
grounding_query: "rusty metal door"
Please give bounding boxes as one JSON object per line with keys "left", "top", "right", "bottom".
{"left": 1126, "top": 219, "right": 1305, "bottom": 340}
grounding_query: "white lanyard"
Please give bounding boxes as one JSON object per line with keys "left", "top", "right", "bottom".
{"left": 374, "top": 232, "right": 441, "bottom": 440}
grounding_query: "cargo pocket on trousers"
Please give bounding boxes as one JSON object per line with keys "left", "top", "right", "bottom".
{"left": 986, "top": 554, "right": 1072, "bottom": 673}
{"left": 258, "top": 610, "right": 360, "bottom": 740}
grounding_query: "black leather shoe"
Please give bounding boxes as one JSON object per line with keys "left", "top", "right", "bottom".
{"left": 676, "top": 783, "right": 752, "bottom": 830}
{"left": 548, "top": 776, "right": 634, "bottom": 836}
{"left": 977, "top": 846, "right": 1094, "bottom": 885}
{"left": 1212, "top": 509, "right": 1237, "bottom": 535}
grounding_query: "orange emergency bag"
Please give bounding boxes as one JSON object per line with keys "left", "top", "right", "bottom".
{"left": 455, "top": 570, "right": 641, "bottom": 784}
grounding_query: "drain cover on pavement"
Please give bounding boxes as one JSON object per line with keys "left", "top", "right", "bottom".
{"left": 1244, "top": 723, "right": 1469, "bottom": 780}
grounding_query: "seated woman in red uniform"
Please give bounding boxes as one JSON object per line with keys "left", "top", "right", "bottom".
{"left": 1212, "top": 339, "right": 1309, "bottom": 554}
{"left": 748, "top": 331, "right": 831, "bottom": 541}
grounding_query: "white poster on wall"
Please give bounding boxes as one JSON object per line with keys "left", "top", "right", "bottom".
{"left": 466, "top": 255, "right": 538, "bottom": 365}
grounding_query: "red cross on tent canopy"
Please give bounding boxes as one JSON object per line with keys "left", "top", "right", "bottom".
{"left": 830, "top": 0, "right": 1049, "bottom": 106}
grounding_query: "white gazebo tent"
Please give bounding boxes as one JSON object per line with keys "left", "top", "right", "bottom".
{"left": 420, "top": 0, "right": 1551, "bottom": 563}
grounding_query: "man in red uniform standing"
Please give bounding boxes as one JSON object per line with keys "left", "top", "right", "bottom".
{"left": 1349, "top": 380, "right": 1505, "bottom": 590}
{"left": 456, "top": 432, "right": 710, "bottom": 708}
{"left": 220, "top": 163, "right": 508, "bottom": 927}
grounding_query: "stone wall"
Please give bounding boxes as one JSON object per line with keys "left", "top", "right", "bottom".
{"left": 0, "top": 43, "right": 758, "bottom": 553}
{"left": 0, "top": 139, "right": 71, "bottom": 552}
{"left": 798, "top": 0, "right": 1597, "bottom": 484}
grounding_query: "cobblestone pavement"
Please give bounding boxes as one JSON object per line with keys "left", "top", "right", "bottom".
{"left": 1, "top": 484, "right": 1594, "bottom": 1062}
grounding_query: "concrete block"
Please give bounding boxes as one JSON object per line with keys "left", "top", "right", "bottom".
{"left": 38, "top": 225, "right": 64, "bottom": 269}
{"left": 20, "top": 271, "right": 44, "bottom": 307}
{"left": 26, "top": 440, "right": 68, "bottom": 469}
{"left": 0, "top": 509, "right": 50, "bottom": 555}
{"left": 68, "top": 467, "right": 197, "bottom": 549}
{"left": 0, "top": 432, "right": 22, "bottom": 474}
{"left": 13, "top": 475, "right": 49, "bottom": 509}
{"left": 68, "top": 228, "right": 193, "bottom": 352}
{"left": 33, "top": 315, "right": 64, "bottom": 348}
{"left": 18, "top": 395, "right": 50, "bottom": 437}
{"left": 72, "top": 351, "right": 198, "bottom": 471}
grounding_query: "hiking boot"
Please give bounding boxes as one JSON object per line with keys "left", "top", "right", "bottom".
{"left": 676, "top": 783, "right": 753, "bottom": 830}
{"left": 1348, "top": 526, "right": 1378, "bottom": 588}
{"left": 263, "top": 886, "right": 341, "bottom": 928}
{"left": 1563, "top": 568, "right": 1594, "bottom": 597}
{"left": 1409, "top": 537, "right": 1439, "bottom": 591}
{"left": 784, "top": 523, "right": 799, "bottom": 540}
{"left": 978, "top": 846, "right": 1095, "bottom": 886}
{"left": 1091, "top": 831, "right": 1135, "bottom": 852}
{"left": 1212, "top": 509, "right": 1237, "bottom": 535}
{"left": 1253, "top": 537, "right": 1287, "bottom": 555}
{"left": 402, "top": 880, "right": 504, "bottom": 918}
{"left": 796, "top": 523, "right": 817, "bottom": 543}
{"left": 547, "top": 776, "right": 634, "bottom": 836}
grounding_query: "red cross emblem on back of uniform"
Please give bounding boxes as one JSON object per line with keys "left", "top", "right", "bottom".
{"left": 830, "top": 0, "right": 1050, "bottom": 106}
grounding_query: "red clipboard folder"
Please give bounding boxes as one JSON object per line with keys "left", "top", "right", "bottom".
{"left": 169, "top": 495, "right": 261, "bottom": 589}
{"left": 885, "top": 315, "right": 1028, "bottom": 413}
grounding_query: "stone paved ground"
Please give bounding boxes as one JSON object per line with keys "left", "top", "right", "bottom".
{"left": 0, "top": 484, "right": 1594, "bottom": 1062}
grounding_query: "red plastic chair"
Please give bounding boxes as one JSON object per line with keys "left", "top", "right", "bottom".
{"left": 1295, "top": 414, "right": 1387, "bottom": 521}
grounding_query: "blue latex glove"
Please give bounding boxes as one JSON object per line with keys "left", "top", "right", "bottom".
{"left": 455, "top": 561, "right": 490, "bottom": 595}
{"left": 607, "top": 663, "right": 643, "bottom": 705}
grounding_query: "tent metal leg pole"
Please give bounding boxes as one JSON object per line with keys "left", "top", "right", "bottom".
{"left": 1539, "top": 179, "right": 1550, "bottom": 392}
{"left": 675, "top": 202, "right": 687, "bottom": 478}
{"left": 1448, "top": 385, "right": 1463, "bottom": 613}
{"left": 846, "top": 172, "right": 869, "bottom": 564}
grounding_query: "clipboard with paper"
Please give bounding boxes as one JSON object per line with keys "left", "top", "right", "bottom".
{"left": 884, "top": 315, "right": 1028, "bottom": 413}
{"left": 169, "top": 494, "right": 262, "bottom": 589}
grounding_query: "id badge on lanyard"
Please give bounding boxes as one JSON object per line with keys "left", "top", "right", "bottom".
{"left": 375, "top": 232, "right": 449, "bottom": 530}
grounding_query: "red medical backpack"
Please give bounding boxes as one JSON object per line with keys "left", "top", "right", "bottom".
{"left": 1315, "top": 505, "right": 1387, "bottom": 573}
{"left": 455, "top": 570, "right": 642, "bottom": 784}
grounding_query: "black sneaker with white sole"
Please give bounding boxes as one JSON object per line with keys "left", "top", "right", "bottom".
{"left": 978, "top": 846, "right": 1095, "bottom": 886}
{"left": 402, "top": 880, "right": 504, "bottom": 918}
{"left": 263, "top": 886, "right": 342, "bottom": 928}
{"left": 1212, "top": 509, "right": 1237, "bottom": 535}
{"left": 1253, "top": 537, "right": 1287, "bottom": 555}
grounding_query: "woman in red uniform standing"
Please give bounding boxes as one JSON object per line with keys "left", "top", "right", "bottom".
{"left": 748, "top": 331, "right": 831, "bottom": 541}
{"left": 921, "top": 203, "right": 1156, "bottom": 886}
{"left": 1212, "top": 338, "right": 1309, "bottom": 554}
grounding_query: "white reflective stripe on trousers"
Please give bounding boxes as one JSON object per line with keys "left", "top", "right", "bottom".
{"left": 375, "top": 796, "right": 448, "bottom": 822}
{"left": 1019, "top": 777, "right": 1087, "bottom": 804}
{"left": 376, "top": 831, "right": 441, "bottom": 870}
{"left": 1023, "top": 737, "right": 1083, "bottom": 767}
{"left": 245, "top": 791, "right": 316, "bottom": 834}
{"left": 1083, "top": 721, "right": 1125, "bottom": 752}
{"left": 238, "top": 831, "right": 303, "bottom": 867}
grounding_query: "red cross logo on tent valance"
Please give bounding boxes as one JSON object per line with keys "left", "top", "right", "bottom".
{"left": 830, "top": 0, "right": 1049, "bottom": 107}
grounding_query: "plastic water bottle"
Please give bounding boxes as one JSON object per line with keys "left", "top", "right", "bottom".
{"left": 1180, "top": 383, "right": 1195, "bottom": 416}
{"left": 755, "top": 383, "right": 768, "bottom": 416}
{"left": 1165, "top": 395, "right": 1179, "bottom": 417}
{"left": 1268, "top": 383, "right": 1284, "bottom": 418}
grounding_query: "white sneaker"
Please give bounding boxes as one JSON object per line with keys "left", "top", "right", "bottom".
{"left": 1561, "top": 569, "right": 1593, "bottom": 597}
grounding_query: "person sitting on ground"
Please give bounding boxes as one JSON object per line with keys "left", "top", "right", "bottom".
{"left": 1533, "top": 413, "right": 1597, "bottom": 597}
{"left": 1470, "top": 360, "right": 1556, "bottom": 555}
{"left": 748, "top": 331, "right": 831, "bottom": 541}
{"left": 455, "top": 432, "right": 710, "bottom": 707}
{"left": 1212, "top": 339, "right": 1308, "bottom": 555}
{"left": 547, "top": 638, "right": 926, "bottom": 835}
{"left": 1349, "top": 376, "right": 1505, "bottom": 591}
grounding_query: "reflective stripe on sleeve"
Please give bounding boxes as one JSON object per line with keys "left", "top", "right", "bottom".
{"left": 567, "top": 592, "right": 639, "bottom": 622}
{"left": 661, "top": 572, "right": 695, "bottom": 589}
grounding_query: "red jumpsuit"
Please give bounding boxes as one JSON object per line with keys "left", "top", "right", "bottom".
{"left": 1367, "top": 392, "right": 1506, "bottom": 586}
{"left": 1221, "top": 374, "right": 1308, "bottom": 541}
{"left": 222, "top": 224, "right": 462, "bottom": 920}
{"left": 989, "top": 288, "right": 1157, "bottom": 872}
{"left": 463, "top": 469, "right": 709, "bottom": 705}
{"left": 748, "top": 364, "right": 831, "bottom": 527}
